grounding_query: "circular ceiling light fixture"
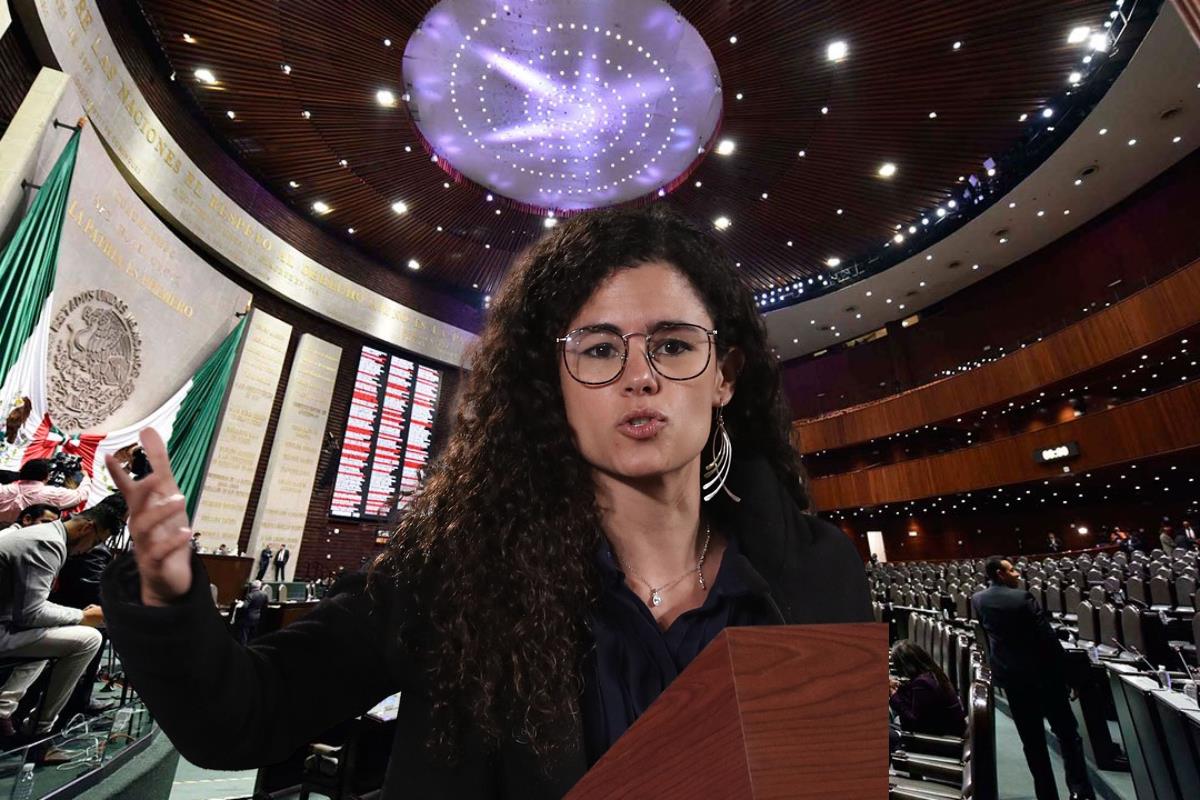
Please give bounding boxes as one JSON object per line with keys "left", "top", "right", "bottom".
{"left": 404, "top": 0, "right": 722, "bottom": 211}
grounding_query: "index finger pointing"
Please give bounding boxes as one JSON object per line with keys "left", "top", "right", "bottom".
{"left": 138, "top": 427, "right": 180, "bottom": 490}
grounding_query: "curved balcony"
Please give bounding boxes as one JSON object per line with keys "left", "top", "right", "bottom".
{"left": 808, "top": 377, "right": 1200, "bottom": 510}
{"left": 793, "top": 257, "right": 1200, "bottom": 455}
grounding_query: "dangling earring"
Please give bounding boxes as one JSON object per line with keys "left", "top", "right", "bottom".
{"left": 703, "top": 406, "right": 741, "bottom": 503}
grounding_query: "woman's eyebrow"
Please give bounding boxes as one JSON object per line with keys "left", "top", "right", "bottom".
{"left": 572, "top": 319, "right": 698, "bottom": 334}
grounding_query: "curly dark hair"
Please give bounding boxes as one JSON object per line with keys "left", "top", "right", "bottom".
{"left": 369, "top": 204, "right": 805, "bottom": 758}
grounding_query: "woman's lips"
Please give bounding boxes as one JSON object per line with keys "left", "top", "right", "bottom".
{"left": 617, "top": 418, "right": 666, "bottom": 440}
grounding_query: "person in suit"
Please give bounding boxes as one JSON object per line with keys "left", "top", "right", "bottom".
{"left": 99, "top": 206, "right": 872, "bottom": 797}
{"left": 235, "top": 581, "right": 269, "bottom": 646}
{"left": 273, "top": 545, "right": 290, "bottom": 581}
{"left": 972, "top": 556, "right": 1095, "bottom": 800}
{"left": 1182, "top": 519, "right": 1197, "bottom": 543}
{"left": 1046, "top": 532, "right": 1062, "bottom": 553}
{"left": 256, "top": 544, "right": 272, "bottom": 581}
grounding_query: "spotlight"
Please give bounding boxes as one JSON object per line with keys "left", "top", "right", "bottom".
{"left": 713, "top": 216, "right": 731, "bottom": 230}
{"left": 376, "top": 90, "right": 397, "bottom": 107}
{"left": 311, "top": 200, "right": 331, "bottom": 215}
{"left": 406, "top": 259, "right": 420, "bottom": 270}
{"left": 194, "top": 68, "right": 217, "bottom": 85}
{"left": 715, "top": 139, "right": 736, "bottom": 156}
{"left": 1067, "top": 26, "right": 1091, "bottom": 45}
{"left": 877, "top": 162, "right": 897, "bottom": 178}
{"left": 826, "top": 40, "right": 849, "bottom": 62}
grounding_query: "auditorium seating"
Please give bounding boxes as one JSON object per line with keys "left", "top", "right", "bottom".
{"left": 872, "top": 546, "right": 1199, "bottom": 800}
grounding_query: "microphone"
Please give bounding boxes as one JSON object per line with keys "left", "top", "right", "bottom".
{"left": 1123, "top": 642, "right": 1168, "bottom": 688}
{"left": 1170, "top": 643, "right": 1198, "bottom": 682}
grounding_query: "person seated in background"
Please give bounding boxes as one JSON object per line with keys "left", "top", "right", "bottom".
{"left": 0, "top": 493, "right": 126, "bottom": 750}
{"left": 0, "top": 459, "right": 90, "bottom": 526}
{"left": 234, "top": 580, "right": 269, "bottom": 646}
{"left": 888, "top": 640, "right": 965, "bottom": 737}
{"left": 0, "top": 399, "right": 33, "bottom": 485}
{"left": 48, "top": 521, "right": 118, "bottom": 720}
{"left": 1046, "top": 532, "right": 1062, "bottom": 553}
{"left": 216, "top": 543, "right": 229, "bottom": 556}
{"left": 0, "top": 503, "right": 60, "bottom": 536}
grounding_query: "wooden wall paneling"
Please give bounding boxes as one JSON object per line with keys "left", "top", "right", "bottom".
{"left": 810, "top": 378, "right": 1200, "bottom": 510}
{"left": 795, "top": 257, "right": 1200, "bottom": 453}
{"left": 783, "top": 151, "right": 1200, "bottom": 419}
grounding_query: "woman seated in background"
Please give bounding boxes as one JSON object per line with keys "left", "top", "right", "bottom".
{"left": 889, "top": 640, "right": 966, "bottom": 738}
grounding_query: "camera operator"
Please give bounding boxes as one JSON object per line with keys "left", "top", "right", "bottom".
{"left": 0, "top": 458, "right": 90, "bottom": 525}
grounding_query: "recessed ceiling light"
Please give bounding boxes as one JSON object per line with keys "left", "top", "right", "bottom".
{"left": 694, "top": 180, "right": 702, "bottom": 188}
{"left": 1063, "top": 209, "right": 1071, "bottom": 215}
{"left": 893, "top": 233, "right": 904, "bottom": 243}
{"left": 826, "top": 257, "right": 841, "bottom": 268}
{"left": 281, "top": 64, "right": 292, "bottom": 75}
{"left": 715, "top": 138, "right": 736, "bottom": 156}
{"left": 735, "top": 92, "right": 744, "bottom": 100}
{"left": 339, "top": 159, "right": 349, "bottom": 167}
{"left": 376, "top": 89, "right": 397, "bottom": 107}
{"left": 494, "top": 208, "right": 501, "bottom": 215}
{"left": 1067, "top": 26, "right": 1091, "bottom": 45}
{"left": 836, "top": 208, "right": 844, "bottom": 215}
{"left": 928, "top": 111, "right": 937, "bottom": 119}
{"left": 1068, "top": 71, "right": 1082, "bottom": 84}
{"left": 383, "top": 38, "right": 392, "bottom": 47}
{"left": 919, "top": 281, "right": 926, "bottom": 287}
{"left": 714, "top": 216, "right": 731, "bottom": 230}
{"left": 391, "top": 201, "right": 408, "bottom": 214}
{"left": 952, "top": 41, "right": 962, "bottom": 50}
{"left": 288, "top": 180, "right": 299, "bottom": 188}
{"left": 787, "top": 240, "right": 793, "bottom": 246}
{"left": 826, "top": 40, "right": 849, "bottom": 62}
{"left": 347, "top": 227, "right": 355, "bottom": 234}
{"left": 761, "top": 192, "right": 769, "bottom": 200}
{"left": 182, "top": 33, "right": 196, "bottom": 44}
{"left": 1036, "top": 209, "right": 1045, "bottom": 217}
{"left": 311, "top": 200, "right": 331, "bottom": 215}
{"left": 544, "top": 217, "right": 558, "bottom": 229}
{"left": 1019, "top": 113, "right": 1028, "bottom": 122}
{"left": 820, "top": 106, "right": 829, "bottom": 115}
{"left": 877, "top": 162, "right": 897, "bottom": 178}
{"left": 1008, "top": 201, "right": 1016, "bottom": 208}
{"left": 407, "top": 259, "right": 420, "bottom": 270}
{"left": 1127, "top": 138, "right": 1137, "bottom": 146}
{"left": 729, "top": 35, "right": 738, "bottom": 44}
{"left": 798, "top": 150, "right": 807, "bottom": 158}
{"left": 1089, "top": 32, "right": 1109, "bottom": 51}
{"left": 194, "top": 68, "right": 217, "bottom": 85}
{"left": 1042, "top": 108, "right": 1054, "bottom": 118}
{"left": 301, "top": 110, "right": 312, "bottom": 119}
{"left": 972, "top": 263, "right": 980, "bottom": 270}
{"left": 226, "top": 110, "right": 236, "bottom": 119}
{"left": 1173, "top": 135, "right": 1183, "bottom": 143}
{"left": 1074, "top": 178, "right": 1083, "bottom": 186}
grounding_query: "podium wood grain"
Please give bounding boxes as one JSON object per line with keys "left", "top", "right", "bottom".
{"left": 566, "top": 623, "right": 888, "bottom": 799}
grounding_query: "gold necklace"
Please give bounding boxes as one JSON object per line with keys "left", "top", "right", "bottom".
{"left": 615, "top": 523, "right": 712, "bottom": 607}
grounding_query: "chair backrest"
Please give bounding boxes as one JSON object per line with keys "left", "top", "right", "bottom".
{"left": 966, "top": 673, "right": 998, "bottom": 800}
{"left": 933, "top": 622, "right": 946, "bottom": 670}
{"left": 1088, "top": 585, "right": 1106, "bottom": 607}
{"left": 1149, "top": 574, "right": 1174, "bottom": 606}
{"left": 955, "top": 592, "right": 971, "bottom": 620}
{"left": 1098, "top": 604, "right": 1121, "bottom": 648}
{"left": 1126, "top": 576, "right": 1148, "bottom": 604}
{"left": 278, "top": 584, "right": 289, "bottom": 602}
{"left": 1064, "top": 585, "right": 1082, "bottom": 616}
{"left": 1044, "top": 584, "right": 1064, "bottom": 614}
{"left": 1077, "top": 600, "right": 1100, "bottom": 644}
{"left": 262, "top": 584, "right": 276, "bottom": 601}
{"left": 209, "top": 583, "right": 219, "bottom": 606}
{"left": 1121, "top": 606, "right": 1147, "bottom": 654}
{"left": 1176, "top": 576, "right": 1196, "bottom": 607}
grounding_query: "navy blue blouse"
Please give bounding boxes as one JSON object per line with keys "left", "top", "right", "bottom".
{"left": 581, "top": 533, "right": 776, "bottom": 765}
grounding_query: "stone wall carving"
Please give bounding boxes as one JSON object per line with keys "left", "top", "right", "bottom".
{"left": 47, "top": 289, "right": 141, "bottom": 430}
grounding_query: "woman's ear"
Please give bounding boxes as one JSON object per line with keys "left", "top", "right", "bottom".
{"left": 715, "top": 347, "right": 744, "bottom": 406}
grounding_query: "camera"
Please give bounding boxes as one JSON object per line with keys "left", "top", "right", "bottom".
{"left": 47, "top": 452, "right": 84, "bottom": 487}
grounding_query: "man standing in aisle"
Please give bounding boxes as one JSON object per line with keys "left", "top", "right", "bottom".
{"left": 972, "top": 557, "right": 1095, "bottom": 800}
{"left": 256, "top": 543, "right": 273, "bottom": 581}
{"left": 273, "top": 544, "right": 290, "bottom": 582}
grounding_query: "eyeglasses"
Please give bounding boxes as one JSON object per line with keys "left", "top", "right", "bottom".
{"left": 556, "top": 323, "right": 718, "bottom": 385}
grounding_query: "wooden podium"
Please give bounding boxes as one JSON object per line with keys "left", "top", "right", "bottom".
{"left": 567, "top": 623, "right": 888, "bottom": 799}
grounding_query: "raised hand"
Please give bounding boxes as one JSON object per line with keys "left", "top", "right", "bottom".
{"left": 105, "top": 428, "right": 194, "bottom": 606}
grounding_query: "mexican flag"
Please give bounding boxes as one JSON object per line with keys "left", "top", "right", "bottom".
{"left": 0, "top": 125, "right": 246, "bottom": 518}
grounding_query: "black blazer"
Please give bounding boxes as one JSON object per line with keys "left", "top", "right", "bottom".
{"left": 241, "top": 589, "right": 268, "bottom": 626}
{"left": 100, "top": 457, "right": 870, "bottom": 798}
{"left": 971, "top": 584, "right": 1066, "bottom": 688}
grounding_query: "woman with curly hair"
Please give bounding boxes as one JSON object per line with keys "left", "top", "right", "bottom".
{"left": 100, "top": 205, "right": 870, "bottom": 797}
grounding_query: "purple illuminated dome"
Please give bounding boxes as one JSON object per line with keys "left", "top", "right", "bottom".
{"left": 403, "top": 0, "right": 722, "bottom": 211}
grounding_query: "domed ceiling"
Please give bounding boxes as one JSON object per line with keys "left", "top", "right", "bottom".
{"left": 126, "top": 0, "right": 1131, "bottom": 305}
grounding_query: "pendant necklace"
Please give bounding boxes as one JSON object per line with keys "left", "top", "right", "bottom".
{"left": 615, "top": 522, "right": 712, "bottom": 607}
